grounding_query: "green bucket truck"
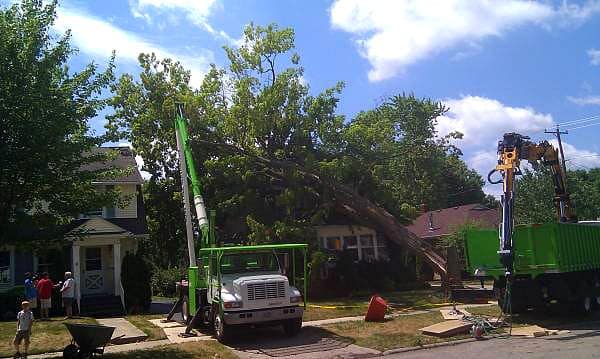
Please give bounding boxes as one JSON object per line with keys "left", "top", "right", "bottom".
{"left": 166, "top": 104, "right": 308, "bottom": 342}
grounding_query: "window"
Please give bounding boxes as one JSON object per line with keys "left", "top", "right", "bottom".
{"left": 104, "top": 185, "right": 116, "bottom": 218}
{"left": 85, "top": 248, "right": 102, "bottom": 271}
{"left": 219, "top": 252, "right": 280, "bottom": 274}
{"left": 36, "top": 252, "right": 54, "bottom": 274}
{"left": 343, "top": 236, "right": 357, "bottom": 248}
{"left": 83, "top": 208, "right": 103, "bottom": 218}
{"left": 325, "top": 237, "right": 341, "bottom": 250}
{"left": 0, "top": 250, "right": 11, "bottom": 285}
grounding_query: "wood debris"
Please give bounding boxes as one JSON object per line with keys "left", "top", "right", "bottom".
{"left": 440, "top": 309, "right": 471, "bottom": 320}
{"left": 420, "top": 320, "right": 473, "bottom": 337}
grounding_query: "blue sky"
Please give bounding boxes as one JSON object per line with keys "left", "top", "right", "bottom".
{"left": 43, "top": 0, "right": 600, "bottom": 193}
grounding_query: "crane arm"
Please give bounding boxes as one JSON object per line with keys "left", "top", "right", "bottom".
{"left": 489, "top": 133, "right": 577, "bottom": 273}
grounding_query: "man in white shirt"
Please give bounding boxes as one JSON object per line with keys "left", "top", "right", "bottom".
{"left": 60, "top": 272, "right": 75, "bottom": 319}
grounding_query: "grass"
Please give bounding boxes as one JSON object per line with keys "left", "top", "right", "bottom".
{"left": 322, "top": 304, "right": 501, "bottom": 352}
{"left": 304, "top": 288, "right": 448, "bottom": 322}
{"left": 125, "top": 314, "right": 167, "bottom": 341}
{"left": 0, "top": 317, "right": 96, "bottom": 357}
{"left": 104, "top": 341, "right": 236, "bottom": 359}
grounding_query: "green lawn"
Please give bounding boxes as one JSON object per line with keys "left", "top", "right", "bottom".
{"left": 304, "top": 288, "right": 448, "bottom": 322}
{"left": 0, "top": 317, "right": 96, "bottom": 357}
{"left": 125, "top": 314, "right": 167, "bottom": 341}
{"left": 104, "top": 341, "right": 236, "bottom": 359}
{"left": 321, "top": 305, "right": 501, "bottom": 352}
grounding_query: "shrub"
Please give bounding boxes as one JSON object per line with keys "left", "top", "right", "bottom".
{"left": 151, "top": 266, "right": 186, "bottom": 298}
{"left": 0, "top": 286, "right": 24, "bottom": 321}
{"left": 121, "top": 252, "right": 152, "bottom": 313}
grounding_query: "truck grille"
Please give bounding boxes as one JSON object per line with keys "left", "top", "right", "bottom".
{"left": 247, "top": 281, "right": 285, "bottom": 300}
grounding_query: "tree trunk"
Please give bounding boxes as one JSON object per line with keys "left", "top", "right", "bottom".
{"left": 332, "top": 182, "right": 447, "bottom": 278}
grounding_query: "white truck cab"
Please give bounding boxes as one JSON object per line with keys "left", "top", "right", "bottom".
{"left": 208, "top": 251, "right": 304, "bottom": 341}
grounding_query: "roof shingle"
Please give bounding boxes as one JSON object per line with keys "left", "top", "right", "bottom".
{"left": 406, "top": 203, "right": 499, "bottom": 239}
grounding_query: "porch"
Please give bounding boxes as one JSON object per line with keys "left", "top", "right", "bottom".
{"left": 72, "top": 237, "right": 126, "bottom": 315}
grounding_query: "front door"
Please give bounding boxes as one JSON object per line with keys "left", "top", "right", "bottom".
{"left": 82, "top": 247, "right": 105, "bottom": 295}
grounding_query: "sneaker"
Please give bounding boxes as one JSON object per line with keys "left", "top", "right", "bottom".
{"left": 13, "top": 352, "right": 20, "bottom": 359}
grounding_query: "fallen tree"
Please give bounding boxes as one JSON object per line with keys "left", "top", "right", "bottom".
{"left": 193, "top": 139, "right": 448, "bottom": 278}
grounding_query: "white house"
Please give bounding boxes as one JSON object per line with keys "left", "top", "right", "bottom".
{"left": 0, "top": 147, "right": 148, "bottom": 316}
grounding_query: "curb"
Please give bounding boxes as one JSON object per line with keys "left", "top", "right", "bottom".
{"left": 382, "top": 334, "right": 506, "bottom": 356}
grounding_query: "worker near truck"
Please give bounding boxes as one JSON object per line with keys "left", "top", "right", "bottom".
{"left": 60, "top": 272, "right": 75, "bottom": 319}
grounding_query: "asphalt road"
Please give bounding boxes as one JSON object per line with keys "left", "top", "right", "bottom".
{"left": 389, "top": 322, "right": 600, "bottom": 359}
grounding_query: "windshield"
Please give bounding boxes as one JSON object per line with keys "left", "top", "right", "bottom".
{"left": 219, "top": 252, "right": 281, "bottom": 274}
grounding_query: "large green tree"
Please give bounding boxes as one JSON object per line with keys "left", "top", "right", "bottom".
{"left": 515, "top": 165, "right": 600, "bottom": 224}
{"left": 108, "top": 24, "right": 485, "bottom": 274}
{"left": 0, "top": 0, "right": 117, "bottom": 244}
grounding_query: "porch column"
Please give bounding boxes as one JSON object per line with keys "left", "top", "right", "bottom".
{"left": 72, "top": 244, "right": 81, "bottom": 311}
{"left": 113, "top": 242, "right": 121, "bottom": 297}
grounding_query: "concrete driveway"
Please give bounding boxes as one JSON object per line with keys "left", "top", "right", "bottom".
{"left": 225, "top": 325, "right": 379, "bottom": 359}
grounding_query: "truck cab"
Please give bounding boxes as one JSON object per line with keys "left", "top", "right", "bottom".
{"left": 200, "top": 247, "right": 307, "bottom": 342}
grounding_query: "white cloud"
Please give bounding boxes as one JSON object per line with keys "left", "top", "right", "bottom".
{"left": 550, "top": 140, "right": 600, "bottom": 170}
{"left": 330, "top": 0, "right": 600, "bottom": 81}
{"left": 589, "top": 48, "right": 600, "bottom": 65}
{"left": 437, "top": 96, "right": 554, "bottom": 149}
{"left": 130, "top": 0, "right": 242, "bottom": 46}
{"left": 437, "top": 96, "right": 600, "bottom": 196}
{"left": 54, "top": 6, "right": 213, "bottom": 85}
{"left": 567, "top": 95, "right": 600, "bottom": 105}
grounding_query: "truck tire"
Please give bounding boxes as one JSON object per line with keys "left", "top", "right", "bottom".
{"left": 214, "top": 315, "right": 230, "bottom": 343}
{"left": 283, "top": 318, "right": 302, "bottom": 337}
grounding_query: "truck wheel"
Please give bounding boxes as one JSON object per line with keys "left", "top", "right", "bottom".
{"left": 214, "top": 315, "right": 229, "bottom": 343}
{"left": 283, "top": 318, "right": 302, "bottom": 337}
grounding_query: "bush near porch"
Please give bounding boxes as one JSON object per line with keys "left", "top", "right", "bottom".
{"left": 122, "top": 252, "right": 152, "bottom": 313}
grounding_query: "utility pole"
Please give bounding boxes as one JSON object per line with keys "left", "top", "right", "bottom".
{"left": 545, "top": 125, "right": 569, "bottom": 175}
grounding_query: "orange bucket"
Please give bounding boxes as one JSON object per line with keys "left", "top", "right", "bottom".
{"left": 364, "top": 294, "right": 387, "bottom": 322}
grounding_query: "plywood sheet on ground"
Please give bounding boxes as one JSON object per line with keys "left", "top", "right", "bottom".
{"left": 420, "top": 320, "right": 472, "bottom": 337}
{"left": 510, "top": 325, "right": 559, "bottom": 337}
{"left": 440, "top": 309, "right": 471, "bottom": 320}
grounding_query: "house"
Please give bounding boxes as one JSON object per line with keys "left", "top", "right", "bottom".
{"left": 316, "top": 224, "right": 389, "bottom": 262}
{"left": 0, "top": 147, "right": 147, "bottom": 316}
{"left": 405, "top": 203, "right": 499, "bottom": 242}
{"left": 313, "top": 204, "right": 499, "bottom": 281}
{"left": 406, "top": 203, "right": 500, "bottom": 279}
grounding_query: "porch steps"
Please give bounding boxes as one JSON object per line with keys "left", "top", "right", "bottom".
{"left": 80, "top": 295, "right": 125, "bottom": 318}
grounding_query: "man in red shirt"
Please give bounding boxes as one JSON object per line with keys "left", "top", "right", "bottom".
{"left": 36, "top": 273, "right": 54, "bottom": 320}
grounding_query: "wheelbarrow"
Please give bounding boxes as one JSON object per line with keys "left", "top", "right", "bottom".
{"left": 63, "top": 323, "right": 115, "bottom": 358}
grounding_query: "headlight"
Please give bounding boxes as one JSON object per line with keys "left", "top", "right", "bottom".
{"left": 290, "top": 287, "right": 303, "bottom": 303}
{"left": 223, "top": 300, "right": 243, "bottom": 309}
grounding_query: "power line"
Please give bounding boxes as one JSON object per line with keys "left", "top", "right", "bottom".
{"left": 558, "top": 114, "right": 600, "bottom": 126}
{"left": 566, "top": 122, "right": 600, "bottom": 131}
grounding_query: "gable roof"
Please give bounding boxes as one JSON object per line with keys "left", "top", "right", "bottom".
{"left": 83, "top": 147, "right": 143, "bottom": 184}
{"left": 406, "top": 203, "right": 500, "bottom": 239}
{"left": 68, "top": 217, "right": 148, "bottom": 237}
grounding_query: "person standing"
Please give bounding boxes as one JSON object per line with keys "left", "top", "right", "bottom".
{"left": 36, "top": 273, "right": 54, "bottom": 320}
{"left": 23, "top": 273, "right": 37, "bottom": 313}
{"left": 13, "top": 301, "right": 34, "bottom": 359}
{"left": 60, "top": 272, "right": 75, "bottom": 319}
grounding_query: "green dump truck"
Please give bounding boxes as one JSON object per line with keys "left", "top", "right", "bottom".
{"left": 466, "top": 222, "right": 600, "bottom": 313}
{"left": 465, "top": 133, "right": 600, "bottom": 314}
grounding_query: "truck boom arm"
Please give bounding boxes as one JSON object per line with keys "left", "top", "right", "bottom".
{"left": 488, "top": 133, "right": 577, "bottom": 273}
